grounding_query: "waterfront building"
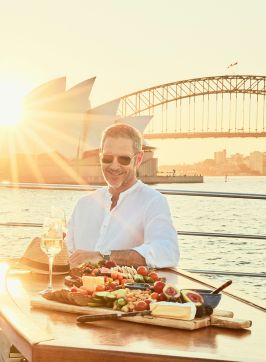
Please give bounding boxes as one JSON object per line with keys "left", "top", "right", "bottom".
{"left": 214, "top": 149, "right": 227, "bottom": 165}
{"left": 249, "top": 151, "right": 265, "bottom": 174}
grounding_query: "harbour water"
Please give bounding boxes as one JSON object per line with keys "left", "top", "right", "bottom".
{"left": 0, "top": 176, "right": 265, "bottom": 304}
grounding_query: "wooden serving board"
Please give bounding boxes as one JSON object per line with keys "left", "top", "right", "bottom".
{"left": 31, "top": 297, "right": 251, "bottom": 330}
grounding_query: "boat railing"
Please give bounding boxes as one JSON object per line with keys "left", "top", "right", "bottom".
{"left": 158, "top": 188, "right": 266, "bottom": 200}
{"left": 0, "top": 183, "right": 265, "bottom": 279}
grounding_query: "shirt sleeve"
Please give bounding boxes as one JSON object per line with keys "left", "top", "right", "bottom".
{"left": 133, "top": 194, "right": 180, "bottom": 268}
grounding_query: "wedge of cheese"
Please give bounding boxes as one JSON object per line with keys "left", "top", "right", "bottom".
{"left": 81, "top": 276, "right": 105, "bottom": 291}
{"left": 150, "top": 301, "right": 196, "bottom": 320}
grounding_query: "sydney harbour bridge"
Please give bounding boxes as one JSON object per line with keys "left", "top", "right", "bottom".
{"left": 1, "top": 74, "right": 265, "bottom": 164}
{"left": 118, "top": 75, "right": 266, "bottom": 139}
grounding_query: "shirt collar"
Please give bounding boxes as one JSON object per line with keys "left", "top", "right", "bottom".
{"left": 105, "top": 180, "right": 141, "bottom": 202}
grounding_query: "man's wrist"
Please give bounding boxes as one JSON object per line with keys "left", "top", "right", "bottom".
{"left": 110, "top": 250, "right": 146, "bottom": 268}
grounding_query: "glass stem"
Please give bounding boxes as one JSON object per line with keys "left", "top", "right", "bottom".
{"left": 48, "top": 255, "right": 54, "bottom": 290}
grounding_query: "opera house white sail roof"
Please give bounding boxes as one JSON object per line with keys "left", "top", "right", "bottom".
{"left": 0, "top": 76, "right": 152, "bottom": 160}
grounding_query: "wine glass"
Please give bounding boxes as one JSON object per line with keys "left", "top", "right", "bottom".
{"left": 40, "top": 209, "right": 65, "bottom": 293}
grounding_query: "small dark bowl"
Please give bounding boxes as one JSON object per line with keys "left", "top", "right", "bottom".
{"left": 182, "top": 289, "right": 222, "bottom": 308}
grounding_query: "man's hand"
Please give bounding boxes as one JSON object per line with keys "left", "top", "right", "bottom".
{"left": 69, "top": 250, "right": 102, "bottom": 267}
{"left": 111, "top": 250, "right": 146, "bottom": 268}
{"left": 68, "top": 249, "right": 146, "bottom": 269}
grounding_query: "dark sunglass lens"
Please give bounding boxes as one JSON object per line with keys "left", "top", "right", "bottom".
{"left": 101, "top": 155, "right": 113, "bottom": 163}
{"left": 118, "top": 156, "right": 131, "bottom": 165}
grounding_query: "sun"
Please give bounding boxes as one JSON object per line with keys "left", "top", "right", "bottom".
{"left": 0, "top": 82, "right": 25, "bottom": 127}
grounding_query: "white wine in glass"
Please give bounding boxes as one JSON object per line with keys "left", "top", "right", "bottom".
{"left": 40, "top": 214, "right": 65, "bottom": 293}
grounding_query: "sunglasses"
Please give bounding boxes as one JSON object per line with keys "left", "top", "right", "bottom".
{"left": 100, "top": 153, "right": 137, "bottom": 166}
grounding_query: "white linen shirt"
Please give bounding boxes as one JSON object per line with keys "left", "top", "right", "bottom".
{"left": 67, "top": 180, "right": 179, "bottom": 268}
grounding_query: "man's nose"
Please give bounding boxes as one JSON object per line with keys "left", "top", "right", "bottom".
{"left": 109, "top": 157, "right": 120, "bottom": 168}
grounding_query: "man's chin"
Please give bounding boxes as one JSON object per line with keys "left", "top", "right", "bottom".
{"left": 107, "top": 182, "right": 124, "bottom": 190}
{"left": 104, "top": 176, "right": 124, "bottom": 189}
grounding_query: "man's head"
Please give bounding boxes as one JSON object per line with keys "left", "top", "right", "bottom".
{"left": 100, "top": 123, "right": 144, "bottom": 192}
{"left": 100, "top": 122, "right": 143, "bottom": 153}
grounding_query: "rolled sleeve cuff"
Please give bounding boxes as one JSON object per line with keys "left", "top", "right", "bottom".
{"left": 133, "top": 244, "right": 156, "bottom": 268}
{"left": 133, "top": 243, "right": 179, "bottom": 269}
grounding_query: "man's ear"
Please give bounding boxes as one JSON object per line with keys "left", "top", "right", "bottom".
{"left": 135, "top": 151, "right": 144, "bottom": 167}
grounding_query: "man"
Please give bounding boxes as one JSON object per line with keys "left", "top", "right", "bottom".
{"left": 67, "top": 123, "right": 179, "bottom": 268}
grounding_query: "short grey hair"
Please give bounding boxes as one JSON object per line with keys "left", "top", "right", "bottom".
{"left": 100, "top": 123, "right": 143, "bottom": 153}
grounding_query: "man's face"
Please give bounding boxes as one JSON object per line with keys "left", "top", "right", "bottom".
{"left": 100, "top": 136, "right": 143, "bottom": 192}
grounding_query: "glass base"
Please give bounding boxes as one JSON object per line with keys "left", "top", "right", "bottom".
{"left": 39, "top": 286, "right": 53, "bottom": 295}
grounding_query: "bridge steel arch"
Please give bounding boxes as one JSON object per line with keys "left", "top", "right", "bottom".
{"left": 119, "top": 75, "right": 266, "bottom": 116}
{"left": 118, "top": 75, "right": 266, "bottom": 138}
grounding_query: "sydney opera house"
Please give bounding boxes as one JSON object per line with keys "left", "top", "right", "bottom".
{"left": 0, "top": 77, "right": 203, "bottom": 185}
{"left": 0, "top": 77, "right": 160, "bottom": 185}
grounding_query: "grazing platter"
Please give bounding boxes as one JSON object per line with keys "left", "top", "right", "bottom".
{"left": 31, "top": 262, "right": 252, "bottom": 330}
{"left": 30, "top": 296, "right": 251, "bottom": 330}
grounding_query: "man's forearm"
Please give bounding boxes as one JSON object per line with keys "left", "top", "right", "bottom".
{"left": 110, "top": 250, "right": 146, "bottom": 268}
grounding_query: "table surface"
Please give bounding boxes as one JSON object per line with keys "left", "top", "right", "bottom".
{"left": 0, "top": 262, "right": 265, "bottom": 362}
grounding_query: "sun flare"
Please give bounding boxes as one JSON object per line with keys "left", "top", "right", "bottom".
{"left": 0, "top": 82, "right": 25, "bottom": 127}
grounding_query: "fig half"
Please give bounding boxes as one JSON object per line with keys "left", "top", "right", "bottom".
{"left": 181, "top": 289, "right": 204, "bottom": 306}
{"left": 163, "top": 284, "right": 181, "bottom": 300}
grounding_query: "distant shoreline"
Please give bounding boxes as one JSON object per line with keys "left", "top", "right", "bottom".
{"left": 0, "top": 175, "right": 203, "bottom": 191}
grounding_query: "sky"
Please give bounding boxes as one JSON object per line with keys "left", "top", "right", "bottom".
{"left": 0, "top": 0, "right": 266, "bottom": 164}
